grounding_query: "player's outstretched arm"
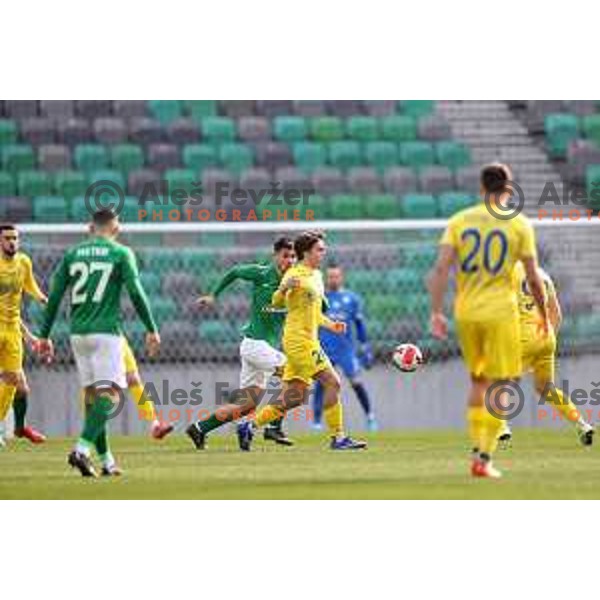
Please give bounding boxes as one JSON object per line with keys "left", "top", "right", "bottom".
{"left": 23, "top": 256, "right": 47, "bottom": 304}
{"left": 201, "top": 264, "right": 263, "bottom": 305}
{"left": 39, "top": 257, "right": 68, "bottom": 340}
{"left": 547, "top": 280, "right": 562, "bottom": 331}
{"left": 427, "top": 244, "right": 455, "bottom": 340}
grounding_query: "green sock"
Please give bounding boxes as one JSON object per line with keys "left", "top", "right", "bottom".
{"left": 267, "top": 417, "right": 284, "bottom": 431}
{"left": 81, "top": 395, "right": 113, "bottom": 445}
{"left": 13, "top": 391, "right": 28, "bottom": 431}
{"left": 198, "top": 412, "right": 231, "bottom": 435}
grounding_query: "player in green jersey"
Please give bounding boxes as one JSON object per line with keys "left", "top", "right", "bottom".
{"left": 38, "top": 209, "right": 160, "bottom": 478}
{"left": 185, "top": 236, "right": 296, "bottom": 451}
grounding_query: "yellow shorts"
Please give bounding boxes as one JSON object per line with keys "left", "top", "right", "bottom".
{"left": 0, "top": 326, "right": 23, "bottom": 374}
{"left": 282, "top": 342, "right": 332, "bottom": 385}
{"left": 456, "top": 317, "right": 521, "bottom": 380}
{"left": 122, "top": 337, "right": 138, "bottom": 374}
{"left": 521, "top": 332, "right": 556, "bottom": 384}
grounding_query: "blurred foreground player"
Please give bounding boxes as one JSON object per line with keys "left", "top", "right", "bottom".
{"left": 313, "top": 263, "right": 377, "bottom": 431}
{"left": 39, "top": 209, "right": 160, "bottom": 477}
{"left": 428, "top": 164, "right": 548, "bottom": 479}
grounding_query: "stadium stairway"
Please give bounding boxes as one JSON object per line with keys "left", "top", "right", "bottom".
{"left": 439, "top": 100, "right": 600, "bottom": 316}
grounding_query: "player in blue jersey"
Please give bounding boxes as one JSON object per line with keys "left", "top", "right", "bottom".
{"left": 313, "top": 263, "right": 377, "bottom": 430}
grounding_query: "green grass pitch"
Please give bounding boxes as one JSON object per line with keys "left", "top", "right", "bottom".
{"left": 1, "top": 429, "right": 598, "bottom": 499}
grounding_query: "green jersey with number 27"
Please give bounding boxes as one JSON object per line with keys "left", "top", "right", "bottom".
{"left": 40, "top": 237, "right": 157, "bottom": 338}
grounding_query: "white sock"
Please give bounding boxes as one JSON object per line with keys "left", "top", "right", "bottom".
{"left": 101, "top": 452, "right": 116, "bottom": 469}
{"left": 75, "top": 439, "right": 92, "bottom": 456}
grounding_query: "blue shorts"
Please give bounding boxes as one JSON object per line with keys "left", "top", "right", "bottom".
{"left": 328, "top": 348, "right": 361, "bottom": 380}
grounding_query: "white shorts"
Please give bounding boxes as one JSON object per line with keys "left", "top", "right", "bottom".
{"left": 239, "top": 337, "right": 286, "bottom": 389}
{"left": 70, "top": 334, "right": 127, "bottom": 389}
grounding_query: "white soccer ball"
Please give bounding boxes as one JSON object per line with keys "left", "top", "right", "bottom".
{"left": 392, "top": 343, "right": 423, "bottom": 372}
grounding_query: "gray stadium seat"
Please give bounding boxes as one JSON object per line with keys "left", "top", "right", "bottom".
{"left": 4, "top": 196, "right": 33, "bottom": 222}
{"left": 418, "top": 166, "right": 454, "bottom": 195}
{"left": 363, "top": 101, "right": 396, "bottom": 117}
{"left": 128, "top": 117, "right": 163, "bottom": 144}
{"left": 563, "top": 100, "right": 597, "bottom": 117}
{"left": 238, "top": 117, "right": 271, "bottom": 142}
{"left": 347, "top": 167, "right": 382, "bottom": 195}
{"left": 56, "top": 118, "right": 93, "bottom": 145}
{"left": 93, "top": 117, "right": 127, "bottom": 144}
{"left": 253, "top": 142, "right": 292, "bottom": 170}
{"left": 382, "top": 166, "right": 417, "bottom": 195}
{"left": 455, "top": 165, "right": 481, "bottom": 195}
{"left": 40, "top": 100, "right": 74, "bottom": 118}
{"left": 239, "top": 168, "right": 271, "bottom": 193}
{"left": 166, "top": 118, "right": 200, "bottom": 144}
{"left": 256, "top": 100, "right": 294, "bottom": 118}
{"left": 311, "top": 167, "right": 346, "bottom": 196}
{"left": 5, "top": 101, "right": 38, "bottom": 118}
{"left": 38, "top": 145, "right": 72, "bottom": 172}
{"left": 127, "top": 168, "right": 161, "bottom": 197}
{"left": 75, "top": 100, "right": 113, "bottom": 118}
{"left": 220, "top": 100, "right": 256, "bottom": 118}
{"left": 20, "top": 118, "right": 56, "bottom": 145}
{"left": 274, "top": 166, "right": 313, "bottom": 192}
{"left": 162, "top": 272, "right": 199, "bottom": 297}
{"left": 293, "top": 100, "right": 327, "bottom": 117}
{"left": 202, "top": 168, "right": 238, "bottom": 197}
{"left": 417, "top": 115, "right": 452, "bottom": 141}
{"left": 147, "top": 144, "right": 181, "bottom": 171}
{"left": 327, "top": 101, "right": 364, "bottom": 117}
{"left": 113, "top": 100, "right": 147, "bottom": 118}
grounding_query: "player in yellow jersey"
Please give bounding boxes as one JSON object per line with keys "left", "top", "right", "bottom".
{"left": 121, "top": 336, "right": 173, "bottom": 440}
{"left": 0, "top": 224, "right": 47, "bottom": 448}
{"left": 239, "top": 231, "right": 367, "bottom": 450}
{"left": 428, "top": 164, "right": 549, "bottom": 478}
{"left": 497, "top": 263, "right": 594, "bottom": 446}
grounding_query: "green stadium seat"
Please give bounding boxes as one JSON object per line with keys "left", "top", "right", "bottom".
{"left": 365, "top": 141, "right": 399, "bottom": 173}
{"left": 304, "top": 193, "right": 329, "bottom": 220}
{"left": 186, "top": 101, "right": 218, "bottom": 122}
{"left": 545, "top": 114, "right": 579, "bottom": 158}
{"left": 400, "top": 142, "right": 435, "bottom": 170}
{"left": 201, "top": 117, "right": 236, "bottom": 143}
{"left": 183, "top": 144, "right": 218, "bottom": 172}
{"left": 292, "top": 142, "right": 327, "bottom": 174}
{"left": 74, "top": 144, "right": 109, "bottom": 173}
{"left": 32, "top": 196, "right": 69, "bottom": 222}
{"left": 585, "top": 165, "right": 600, "bottom": 209}
{"left": 90, "top": 170, "right": 125, "bottom": 192}
{"left": 151, "top": 297, "right": 178, "bottom": 322}
{"left": 438, "top": 192, "right": 475, "bottom": 217}
{"left": 201, "top": 232, "right": 236, "bottom": 247}
{"left": 70, "top": 196, "right": 90, "bottom": 222}
{"left": 273, "top": 116, "right": 307, "bottom": 142}
{"left": 139, "top": 271, "right": 162, "bottom": 295}
{"left": 328, "top": 141, "right": 362, "bottom": 171}
{"left": 399, "top": 100, "right": 435, "bottom": 117}
{"left": 148, "top": 100, "right": 183, "bottom": 124}
{"left": 381, "top": 116, "right": 417, "bottom": 142}
{"left": 402, "top": 243, "right": 437, "bottom": 269}
{"left": 0, "top": 171, "right": 15, "bottom": 196}
{"left": 17, "top": 171, "right": 52, "bottom": 197}
{"left": 365, "top": 194, "right": 400, "bottom": 219}
{"left": 346, "top": 116, "right": 379, "bottom": 142}
{"left": 120, "top": 196, "right": 144, "bottom": 222}
{"left": 54, "top": 171, "right": 88, "bottom": 201}
{"left": 2, "top": 145, "right": 35, "bottom": 173}
{"left": 164, "top": 168, "right": 195, "bottom": 199}
{"left": 199, "top": 320, "right": 237, "bottom": 343}
{"left": 329, "top": 194, "right": 363, "bottom": 219}
{"left": 582, "top": 114, "right": 600, "bottom": 145}
{"left": 0, "top": 120, "right": 18, "bottom": 145}
{"left": 401, "top": 193, "right": 438, "bottom": 218}
{"left": 309, "top": 117, "right": 344, "bottom": 142}
{"left": 435, "top": 141, "right": 471, "bottom": 170}
{"left": 218, "top": 143, "right": 253, "bottom": 175}
{"left": 110, "top": 144, "right": 144, "bottom": 174}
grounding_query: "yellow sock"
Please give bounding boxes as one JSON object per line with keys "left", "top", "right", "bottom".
{"left": 129, "top": 382, "right": 156, "bottom": 422}
{"left": 467, "top": 406, "right": 485, "bottom": 450}
{"left": 324, "top": 402, "right": 344, "bottom": 438}
{"left": 0, "top": 384, "right": 17, "bottom": 421}
{"left": 255, "top": 405, "right": 283, "bottom": 427}
{"left": 546, "top": 388, "right": 582, "bottom": 425}
{"left": 479, "top": 410, "right": 504, "bottom": 455}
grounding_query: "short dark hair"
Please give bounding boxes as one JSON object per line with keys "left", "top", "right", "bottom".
{"left": 0, "top": 224, "right": 16, "bottom": 235}
{"left": 92, "top": 208, "right": 117, "bottom": 227}
{"left": 273, "top": 236, "right": 294, "bottom": 253}
{"left": 294, "top": 230, "right": 325, "bottom": 260}
{"left": 481, "top": 164, "right": 511, "bottom": 194}
{"left": 326, "top": 261, "right": 342, "bottom": 271}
